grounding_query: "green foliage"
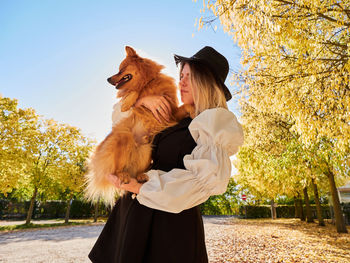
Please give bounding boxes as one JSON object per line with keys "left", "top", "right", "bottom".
{"left": 200, "top": 178, "right": 240, "bottom": 215}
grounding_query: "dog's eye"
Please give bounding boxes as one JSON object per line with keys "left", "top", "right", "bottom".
{"left": 118, "top": 68, "right": 125, "bottom": 75}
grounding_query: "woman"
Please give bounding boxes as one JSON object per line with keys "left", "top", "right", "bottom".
{"left": 88, "top": 46, "right": 244, "bottom": 263}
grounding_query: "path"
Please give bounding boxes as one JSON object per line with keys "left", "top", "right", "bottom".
{"left": 0, "top": 217, "right": 349, "bottom": 263}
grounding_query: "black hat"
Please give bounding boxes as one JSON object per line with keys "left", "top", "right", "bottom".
{"left": 174, "top": 46, "right": 231, "bottom": 101}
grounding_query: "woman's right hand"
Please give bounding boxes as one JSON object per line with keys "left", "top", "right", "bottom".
{"left": 107, "top": 174, "right": 142, "bottom": 194}
{"left": 135, "top": 95, "right": 171, "bottom": 123}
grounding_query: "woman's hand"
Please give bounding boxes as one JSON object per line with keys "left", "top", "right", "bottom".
{"left": 107, "top": 174, "right": 142, "bottom": 194}
{"left": 135, "top": 95, "right": 171, "bottom": 123}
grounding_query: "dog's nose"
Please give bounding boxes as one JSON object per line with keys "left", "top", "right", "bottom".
{"left": 107, "top": 77, "right": 115, "bottom": 86}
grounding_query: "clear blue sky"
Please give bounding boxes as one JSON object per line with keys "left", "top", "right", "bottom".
{"left": 1, "top": 0, "right": 242, "bottom": 142}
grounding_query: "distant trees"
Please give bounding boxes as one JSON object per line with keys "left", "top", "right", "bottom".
{"left": 0, "top": 96, "right": 94, "bottom": 224}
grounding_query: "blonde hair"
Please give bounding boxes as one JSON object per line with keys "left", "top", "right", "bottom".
{"left": 180, "top": 62, "right": 228, "bottom": 116}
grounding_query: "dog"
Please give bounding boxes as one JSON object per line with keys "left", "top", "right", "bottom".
{"left": 85, "top": 46, "right": 194, "bottom": 206}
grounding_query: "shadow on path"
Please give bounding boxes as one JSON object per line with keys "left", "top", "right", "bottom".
{"left": 0, "top": 224, "right": 104, "bottom": 244}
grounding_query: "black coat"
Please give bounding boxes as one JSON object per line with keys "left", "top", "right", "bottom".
{"left": 88, "top": 117, "right": 208, "bottom": 263}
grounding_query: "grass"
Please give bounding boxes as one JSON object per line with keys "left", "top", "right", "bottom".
{"left": 0, "top": 218, "right": 107, "bottom": 232}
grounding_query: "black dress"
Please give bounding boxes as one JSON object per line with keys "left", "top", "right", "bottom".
{"left": 88, "top": 117, "right": 209, "bottom": 263}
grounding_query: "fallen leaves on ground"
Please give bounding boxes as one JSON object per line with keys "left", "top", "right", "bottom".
{"left": 204, "top": 217, "right": 350, "bottom": 263}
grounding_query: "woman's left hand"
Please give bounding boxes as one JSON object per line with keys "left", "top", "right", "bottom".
{"left": 107, "top": 174, "right": 142, "bottom": 194}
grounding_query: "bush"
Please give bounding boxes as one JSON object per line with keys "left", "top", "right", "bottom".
{"left": 70, "top": 200, "right": 96, "bottom": 218}
{"left": 0, "top": 200, "right": 30, "bottom": 219}
{"left": 341, "top": 203, "right": 350, "bottom": 225}
{"left": 238, "top": 204, "right": 332, "bottom": 219}
{"left": 239, "top": 205, "right": 271, "bottom": 218}
{"left": 36, "top": 201, "right": 66, "bottom": 218}
{"left": 0, "top": 199, "right": 110, "bottom": 219}
{"left": 276, "top": 205, "right": 295, "bottom": 218}
{"left": 200, "top": 196, "right": 238, "bottom": 215}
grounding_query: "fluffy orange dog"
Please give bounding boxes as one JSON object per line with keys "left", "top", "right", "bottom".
{"left": 85, "top": 46, "right": 193, "bottom": 206}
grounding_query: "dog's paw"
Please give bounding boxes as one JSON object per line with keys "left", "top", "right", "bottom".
{"left": 136, "top": 173, "right": 149, "bottom": 183}
{"left": 183, "top": 104, "right": 195, "bottom": 116}
{"left": 141, "top": 135, "right": 151, "bottom": 144}
{"left": 174, "top": 104, "right": 195, "bottom": 121}
{"left": 118, "top": 172, "right": 131, "bottom": 184}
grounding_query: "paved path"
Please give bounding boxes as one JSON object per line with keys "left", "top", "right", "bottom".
{"left": 1, "top": 216, "right": 348, "bottom": 262}
{"left": 0, "top": 224, "right": 101, "bottom": 263}
{"left": 0, "top": 216, "right": 234, "bottom": 263}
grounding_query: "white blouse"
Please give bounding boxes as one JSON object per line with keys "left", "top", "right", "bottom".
{"left": 111, "top": 102, "right": 244, "bottom": 213}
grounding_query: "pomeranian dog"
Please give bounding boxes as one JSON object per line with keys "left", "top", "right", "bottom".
{"left": 85, "top": 46, "right": 193, "bottom": 206}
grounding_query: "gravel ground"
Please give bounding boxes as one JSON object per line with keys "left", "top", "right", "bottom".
{"left": 0, "top": 223, "right": 101, "bottom": 263}
{"left": 0, "top": 216, "right": 349, "bottom": 263}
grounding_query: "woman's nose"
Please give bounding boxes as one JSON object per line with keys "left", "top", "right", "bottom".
{"left": 180, "top": 77, "right": 186, "bottom": 87}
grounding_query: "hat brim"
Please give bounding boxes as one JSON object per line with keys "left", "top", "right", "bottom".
{"left": 173, "top": 54, "right": 232, "bottom": 101}
{"left": 174, "top": 54, "right": 193, "bottom": 65}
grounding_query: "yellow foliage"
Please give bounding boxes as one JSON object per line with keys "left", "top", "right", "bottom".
{"left": 0, "top": 96, "right": 95, "bottom": 199}
{"left": 200, "top": 0, "right": 350, "bottom": 151}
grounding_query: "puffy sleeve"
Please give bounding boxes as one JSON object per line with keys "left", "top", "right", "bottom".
{"left": 111, "top": 101, "right": 132, "bottom": 126}
{"left": 136, "top": 108, "right": 244, "bottom": 213}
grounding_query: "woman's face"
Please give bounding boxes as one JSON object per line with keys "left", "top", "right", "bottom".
{"left": 179, "top": 63, "right": 195, "bottom": 105}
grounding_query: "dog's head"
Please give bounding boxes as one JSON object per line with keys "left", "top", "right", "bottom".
{"left": 107, "top": 46, "right": 164, "bottom": 94}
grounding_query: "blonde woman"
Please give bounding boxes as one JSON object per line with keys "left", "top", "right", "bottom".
{"left": 89, "top": 46, "right": 244, "bottom": 263}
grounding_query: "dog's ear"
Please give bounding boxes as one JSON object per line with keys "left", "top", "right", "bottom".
{"left": 125, "top": 46, "right": 138, "bottom": 57}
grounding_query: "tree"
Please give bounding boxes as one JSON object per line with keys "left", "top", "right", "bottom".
{"left": 235, "top": 101, "right": 333, "bottom": 223}
{"left": 58, "top": 135, "right": 94, "bottom": 223}
{"left": 0, "top": 96, "right": 38, "bottom": 196}
{"left": 235, "top": 102, "right": 303, "bottom": 205}
{"left": 309, "top": 138, "right": 349, "bottom": 231}
{"left": 311, "top": 177, "right": 326, "bottom": 226}
{"left": 1, "top": 96, "right": 95, "bottom": 223}
{"left": 23, "top": 119, "right": 85, "bottom": 224}
{"left": 200, "top": 0, "right": 349, "bottom": 233}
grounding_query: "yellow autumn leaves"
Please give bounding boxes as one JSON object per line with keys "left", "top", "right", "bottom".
{"left": 199, "top": 0, "right": 349, "bottom": 233}
{"left": 0, "top": 96, "right": 94, "bottom": 223}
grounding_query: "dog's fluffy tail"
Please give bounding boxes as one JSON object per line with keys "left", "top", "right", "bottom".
{"left": 84, "top": 171, "right": 118, "bottom": 208}
{"left": 83, "top": 149, "right": 119, "bottom": 208}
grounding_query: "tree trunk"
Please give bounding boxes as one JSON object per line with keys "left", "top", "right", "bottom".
{"left": 300, "top": 200, "right": 305, "bottom": 221}
{"left": 297, "top": 193, "right": 305, "bottom": 221}
{"left": 311, "top": 178, "right": 325, "bottom": 226}
{"left": 294, "top": 196, "right": 300, "bottom": 218}
{"left": 297, "top": 192, "right": 305, "bottom": 221}
{"left": 327, "top": 170, "right": 348, "bottom": 233}
{"left": 94, "top": 201, "right": 99, "bottom": 223}
{"left": 303, "top": 187, "right": 314, "bottom": 223}
{"left": 25, "top": 187, "right": 38, "bottom": 225}
{"left": 270, "top": 199, "right": 277, "bottom": 219}
{"left": 65, "top": 197, "right": 73, "bottom": 224}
